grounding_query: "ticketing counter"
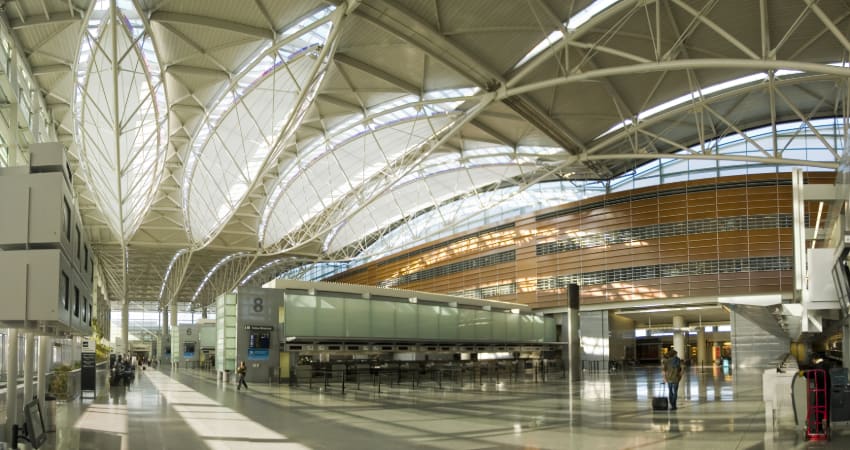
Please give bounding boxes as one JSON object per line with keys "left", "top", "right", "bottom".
{"left": 215, "top": 281, "right": 556, "bottom": 383}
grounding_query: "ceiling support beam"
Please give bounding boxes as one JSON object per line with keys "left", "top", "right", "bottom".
{"left": 355, "top": 0, "right": 501, "bottom": 88}
{"left": 579, "top": 152, "right": 838, "bottom": 170}
{"left": 9, "top": 11, "right": 79, "bottom": 29}
{"left": 31, "top": 64, "right": 71, "bottom": 75}
{"left": 150, "top": 11, "right": 274, "bottom": 41}
{"left": 507, "top": 59, "right": 850, "bottom": 98}
{"left": 334, "top": 53, "right": 419, "bottom": 94}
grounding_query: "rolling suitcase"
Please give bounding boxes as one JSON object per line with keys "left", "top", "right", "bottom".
{"left": 652, "top": 382, "right": 668, "bottom": 411}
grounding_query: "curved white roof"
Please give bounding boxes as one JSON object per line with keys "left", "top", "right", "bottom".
{"left": 5, "top": 0, "right": 847, "bottom": 306}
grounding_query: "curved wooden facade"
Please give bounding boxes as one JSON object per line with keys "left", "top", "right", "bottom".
{"left": 330, "top": 173, "right": 831, "bottom": 310}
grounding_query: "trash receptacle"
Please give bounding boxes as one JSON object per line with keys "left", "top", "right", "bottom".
{"left": 224, "top": 370, "right": 231, "bottom": 382}
{"left": 43, "top": 394, "right": 57, "bottom": 432}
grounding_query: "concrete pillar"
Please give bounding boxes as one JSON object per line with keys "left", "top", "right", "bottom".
{"left": 697, "top": 327, "right": 707, "bottom": 367}
{"left": 37, "top": 336, "right": 50, "bottom": 406}
{"left": 568, "top": 284, "right": 581, "bottom": 382}
{"left": 6, "top": 328, "right": 19, "bottom": 445}
{"left": 672, "top": 315, "right": 686, "bottom": 359}
{"left": 24, "top": 333, "right": 35, "bottom": 405}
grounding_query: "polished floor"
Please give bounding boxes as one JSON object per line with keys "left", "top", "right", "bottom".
{"left": 40, "top": 364, "right": 850, "bottom": 449}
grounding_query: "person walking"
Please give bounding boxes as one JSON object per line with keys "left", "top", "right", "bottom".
{"left": 237, "top": 361, "right": 248, "bottom": 391}
{"left": 663, "top": 348, "right": 684, "bottom": 410}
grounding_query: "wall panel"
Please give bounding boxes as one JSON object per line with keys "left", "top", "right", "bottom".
{"left": 331, "top": 174, "right": 803, "bottom": 309}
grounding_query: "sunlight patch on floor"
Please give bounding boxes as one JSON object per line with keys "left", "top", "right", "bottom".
{"left": 145, "top": 371, "right": 312, "bottom": 450}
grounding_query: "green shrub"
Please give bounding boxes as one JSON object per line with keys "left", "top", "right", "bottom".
{"left": 48, "top": 364, "right": 72, "bottom": 400}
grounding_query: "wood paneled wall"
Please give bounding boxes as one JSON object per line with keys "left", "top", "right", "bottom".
{"left": 331, "top": 173, "right": 830, "bottom": 309}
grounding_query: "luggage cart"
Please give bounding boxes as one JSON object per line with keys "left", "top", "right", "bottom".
{"left": 805, "top": 369, "right": 829, "bottom": 441}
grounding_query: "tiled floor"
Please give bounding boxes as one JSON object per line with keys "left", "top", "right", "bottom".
{"left": 42, "top": 365, "right": 850, "bottom": 449}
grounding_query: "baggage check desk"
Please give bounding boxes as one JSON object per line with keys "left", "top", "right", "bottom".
{"left": 215, "top": 280, "right": 556, "bottom": 384}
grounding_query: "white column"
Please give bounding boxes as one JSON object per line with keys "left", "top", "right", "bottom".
{"left": 5, "top": 328, "right": 19, "bottom": 445}
{"left": 121, "top": 300, "right": 129, "bottom": 354}
{"left": 672, "top": 315, "right": 686, "bottom": 359}
{"left": 24, "top": 333, "right": 35, "bottom": 405}
{"left": 170, "top": 300, "right": 178, "bottom": 367}
{"left": 697, "top": 327, "right": 707, "bottom": 367}
{"left": 160, "top": 306, "right": 168, "bottom": 363}
{"left": 37, "top": 336, "right": 50, "bottom": 405}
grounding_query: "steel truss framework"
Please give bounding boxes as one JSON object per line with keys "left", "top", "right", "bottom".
{"left": 1, "top": 0, "right": 849, "bottom": 314}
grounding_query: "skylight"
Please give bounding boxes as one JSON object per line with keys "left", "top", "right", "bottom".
{"left": 182, "top": 8, "right": 337, "bottom": 246}
{"left": 259, "top": 89, "right": 481, "bottom": 251}
{"left": 512, "top": 0, "right": 621, "bottom": 70}
{"left": 74, "top": 1, "right": 167, "bottom": 242}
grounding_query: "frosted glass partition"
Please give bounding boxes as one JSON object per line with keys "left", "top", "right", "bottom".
{"left": 506, "top": 313, "right": 520, "bottom": 341}
{"left": 370, "top": 300, "right": 395, "bottom": 338}
{"left": 532, "top": 315, "right": 544, "bottom": 340}
{"left": 521, "top": 315, "right": 535, "bottom": 341}
{"left": 282, "top": 292, "right": 551, "bottom": 343}
{"left": 215, "top": 293, "right": 237, "bottom": 373}
{"left": 346, "top": 298, "right": 370, "bottom": 336}
{"left": 457, "top": 309, "right": 476, "bottom": 340}
{"left": 474, "top": 310, "right": 492, "bottom": 340}
{"left": 316, "top": 296, "right": 345, "bottom": 337}
{"left": 439, "top": 306, "right": 459, "bottom": 340}
{"left": 492, "top": 312, "right": 507, "bottom": 341}
{"left": 286, "top": 294, "right": 317, "bottom": 336}
{"left": 544, "top": 317, "right": 556, "bottom": 342}
{"left": 418, "top": 305, "right": 440, "bottom": 339}
{"left": 396, "top": 302, "right": 418, "bottom": 339}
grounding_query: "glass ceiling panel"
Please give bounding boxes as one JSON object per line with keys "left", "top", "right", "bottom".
{"left": 337, "top": 118, "right": 842, "bottom": 264}
{"left": 183, "top": 11, "right": 335, "bottom": 246}
{"left": 260, "top": 101, "right": 466, "bottom": 249}
{"left": 512, "top": 0, "right": 621, "bottom": 70}
{"left": 76, "top": 2, "right": 166, "bottom": 242}
{"left": 608, "top": 118, "right": 842, "bottom": 193}
{"left": 325, "top": 162, "right": 536, "bottom": 254}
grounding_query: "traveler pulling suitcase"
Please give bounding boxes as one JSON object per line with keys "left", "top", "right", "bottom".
{"left": 652, "top": 382, "right": 669, "bottom": 411}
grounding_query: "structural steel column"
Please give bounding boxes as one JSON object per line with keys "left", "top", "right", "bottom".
{"left": 37, "top": 335, "right": 50, "bottom": 406}
{"left": 792, "top": 168, "right": 805, "bottom": 298}
{"left": 672, "top": 315, "right": 686, "bottom": 360}
{"left": 159, "top": 306, "right": 168, "bottom": 363}
{"left": 121, "top": 300, "right": 129, "bottom": 354}
{"left": 23, "top": 333, "right": 35, "bottom": 409}
{"left": 170, "top": 301, "right": 178, "bottom": 367}
{"left": 5, "top": 328, "right": 19, "bottom": 445}
{"left": 568, "top": 284, "right": 581, "bottom": 382}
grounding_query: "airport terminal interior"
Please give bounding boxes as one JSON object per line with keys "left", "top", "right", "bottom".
{"left": 5, "top": 0, "right": 850, "bottom": 448}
